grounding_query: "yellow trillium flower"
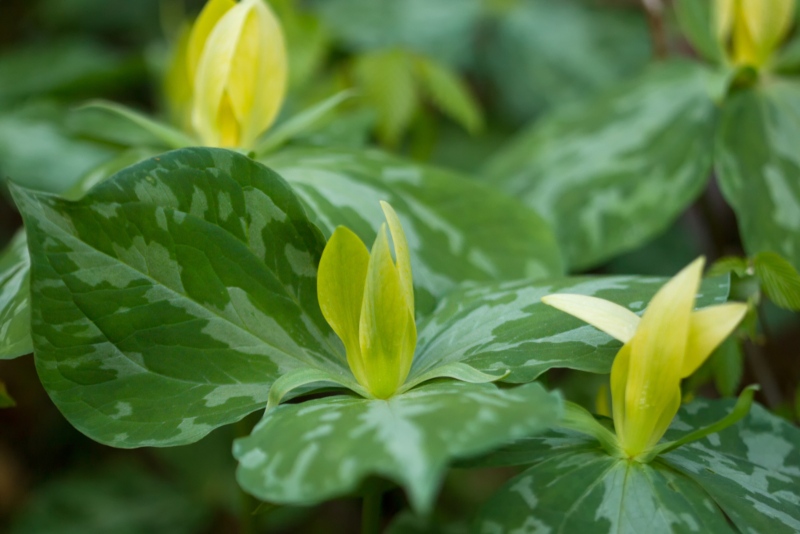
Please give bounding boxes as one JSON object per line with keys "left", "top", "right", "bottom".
{"left": 542, "top": 258, "right": 748, "bottom": 459}
{"left": 317, "top": 202, "right": 417, "bottom": 400}
{"left": 166, "top": 0, "right": 288, "bottom": 148}
{"left": 714, "top": 0, "right": 796, "bottom": 68}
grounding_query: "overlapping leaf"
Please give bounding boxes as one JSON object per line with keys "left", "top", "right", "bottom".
{"left": 412, "top": 275, "right": 731, "bottom": 383}
{"left": 485, "top": 61, "right": 721, "bottom": 270}
{"left": 265, "top": 147, "right": 564, "bottom": 313}
{"left": 0, "top": 229, "right": 33, "bottom": 359}
{"left": 716, "top": 81, "right": 800, "bottom": 270}
{"left": 473, "top": 399, "right": 800, "bottom": 533}
{"left": 13, "top": 148, "right": 337, "bottom": 447}
{"left": 234, "top": 381, "right": 561, "bottom": 514}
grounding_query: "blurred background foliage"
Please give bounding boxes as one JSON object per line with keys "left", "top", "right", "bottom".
{"left": 0, "top": 0, "right": 798, "bottom": 532}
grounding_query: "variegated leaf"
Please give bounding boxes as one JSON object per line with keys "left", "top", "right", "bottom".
{"left": 264, "top": 147, "right": 564, "bottom": 313}
{"left": 0, "top": 229, "right": 33, "bottom": 359}
{"left": 484, "top": 61, "right": 721, "bottom": 270}
{"left": 12, "top": 147, "right": 344, "bottom": 447}
{"left": 412, "top": 275, "right": 731, "bottom": 383}
{"left": 474, "top": 399, "right": 800, "bottom": 533}
{"left": 716, "top": 81, "right": 800, "bottom": 270}
{"left": 234, "top": 381, "right": 561, "bottom": 513}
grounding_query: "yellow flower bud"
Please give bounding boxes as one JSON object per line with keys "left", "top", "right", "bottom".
{"left": 715, "top": 0, "right": 796, "bottom": 67}
{"left": 167, "top": 0, "right": 288, "bottom": 148}
{"left": 543, "top": 258, "right": 748, "bottom": 460}
{"left": 317, "top": 202, "right": 417, "bottom": 400}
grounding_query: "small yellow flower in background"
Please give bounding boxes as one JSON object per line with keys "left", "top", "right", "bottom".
{"left": 167, "top": 0, "right": 288, "bottom": 148}
{"left": 714, "top": 0, "right": 796, "bottom": 68}
{"left": 543, "top": 258, "right": 748, "bottom": 460}
{"left": 317, "top": 202, "right": 417, "bottom": 400}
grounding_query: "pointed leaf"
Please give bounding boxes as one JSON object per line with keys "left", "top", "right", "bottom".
{"left": 414, "top": 56, "right": 483, "bottom": 133}
{"left": 234, "top": 381, "right": 562, "bottom": 514}
{"left": 753, "top": 251, "right": 800, "bottom": 310}
{"left": 77, "top": 101, "right": 197, "bottom": 149}
{"left": 485, "top": 61, "right": 721, "bottom": 270}
{"left": 264, "top": 147, "right": 564, "bottom": 314}
{"left": 716, "top": 82, "right": 800, "bottom": 271}
{"left": 11, "top": 148, "right": 349, "bottom": 447}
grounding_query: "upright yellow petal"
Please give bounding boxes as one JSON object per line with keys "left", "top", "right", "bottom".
{"left": 187, "top": 0, "right": 235, "bottom": 81}
{"left": 380, "top": 201, "right": 414, "bottom": 313}
{"left": 610, "top": 342, "right": 632, "bottom": 434}
{"left": 621, "top": 257, "right": 704, "bottom": 456}
{"left": 541, "top": 294, "right": 640, "bottom": 343}
{"left": 359, "top": 225, "right": 417, "bottom": 399}
{"left": 317, "top": 226, "right": 371, "bottom": 385}
{"left": 681, "top": 302, "right": 748, "bottom": 378}
{"left": 733, "top": 0, "right": 796, "bottom": 66}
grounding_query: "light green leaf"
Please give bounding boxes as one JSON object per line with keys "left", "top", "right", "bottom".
{"left": 711, "top": 336, "right": 744, "bottom": 397}
{"left": 12, "top": 147, "right": 345, "bottom": 447}
{"left": 414, "top": 56, "right": 483, "bottom": 134}
{"left": 265, "top": 147, "right": 564, "bottom": 314}
{"left": 234, "top": 381, "right": 562, "bottom": 513}
{"left": 412, "top": 275, "right": 731, "bottom": 383}
{"left": 753, "top": 251, "right": 800, "bottom": 310}
{"left": 354, "top": 49, "right": 419, "bottom": 146}
{"left": 474, "top": 398, "right": 800, "bottom": 533}
{"left": 707, "top": 255, "right": 750, "bottom": 278}
{"left": 716, "top": 81, "right": 800, "bottom": 271}
{"left": 485, "top": 61, "right": 721, "bottom": 270}
{"left": 0, "top": 229, "right": 32, "bottom": 359}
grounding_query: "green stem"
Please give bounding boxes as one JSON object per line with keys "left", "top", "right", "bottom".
{"left": 361, "top": 487, "right": 383, "bottom": 534}
{"left": 236, "top": 418, "right": 258, "bottom": 534}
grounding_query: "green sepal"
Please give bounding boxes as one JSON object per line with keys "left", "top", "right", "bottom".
{"left": 266, "top": 368, "right": 368, "bottom": 411}
{"left": 397, "top": 362, "right": 509, "bottom": 395}
{"left": 253, "top": 89, "right": 357, "bottom": 156}
{"left": 641, "top": 384, "right": 759, "bottom": 462}
{"left": 558, "top": 401, "right": 622, "bottom": 458}
{"left": 76, "top": 100, "right": 197, "bottom": 149}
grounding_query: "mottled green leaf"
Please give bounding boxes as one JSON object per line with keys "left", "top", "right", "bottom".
{"left": 474, "top": 398, "right": 800, "bottom": 533}
{"left": 12, "top": 148, "right": 341, "bottom": 447}
{"left": 753, "top": 251, "right": 800, "bottom": 310}
{"left": 265, "top": 147, "right": 564, "bottom": 313}
{"left": 412, "top": 275, "right": 731, "bottom": 383}
{"left": 234, "top": 381, "right": 561, "bottom": 513}
{"left": 485, "top": 61, "right": 720, "bottom": 270}
{"left": 8, "top": 465, "right": 208, "bottom": 534}
{"left": 716, "top": 81, "right": 800, "bottom": 270}
{"left": 0, "top": 229, "right": 32, "bottom": 359}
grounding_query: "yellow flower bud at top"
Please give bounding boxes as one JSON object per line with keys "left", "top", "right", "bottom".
{"left": 715, "top": 0, "right": 796, "bottom": 68}
{"left": 317, "top": 202, "right": 417, "bottom": 400}
{"left": 543, "top": 258, "right": 748, "bottom": 460}
{"left": 166, "top": 0, "right": 288, "bottom": 148}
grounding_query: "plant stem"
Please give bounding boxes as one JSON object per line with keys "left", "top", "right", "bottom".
{"left": 641, "top": 0, "right": 668, "bottom": 59}
{"left": 236, "top": 418, "right": 258, "bottom": 534}
{"left": 361, "top": 487, "right": 383, "bottom": 534}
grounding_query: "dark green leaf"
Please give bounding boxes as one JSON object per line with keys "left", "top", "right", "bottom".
{"left": 673, "top": 0, "right": 724, "bottom": 63}
{"left": 711, "top": 337, "right": 744, "bottom": 397}
{"left": 485, "top": 61, "right": 720, "bottom": 270}
{"left": 414, "top": 57, "right": 483, "bottom": 134}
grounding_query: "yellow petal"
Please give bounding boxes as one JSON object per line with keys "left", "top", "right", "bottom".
{"left": 359, "top": 224, "right": 417, "bottom": 398}
{"left": 734, "top": 0, "right": 795, "bottom": 66}
{"left": 610, "top": 341, "right": 632, "bottom": 443}
{"left": 187, "top": 0, "right": 235, "bottom": 81}
{"left": 317, "top": 226, "right": 371, "bottom": 386}
{"left": 714, "top": 0, "right": 735, "bottom": 43}
{"left": 380, "top": 201, "right": 414, "bottom": 313}
{"left": 681, "top": 302, "right": 748, "bottom": 378}
{"left": 192, "top": 0, "right": 287, "bottom": 147}
{"left": 644, "top": 386, "right": 682, "bottom": 453}
{"left": 622, "top": 257, "right": 704, "bottom": 456}
{"left": 541, "top": 294, "right": 640, "bottom": 343}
